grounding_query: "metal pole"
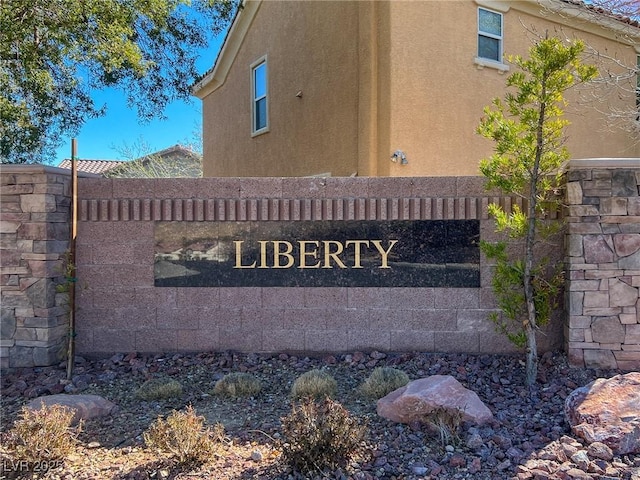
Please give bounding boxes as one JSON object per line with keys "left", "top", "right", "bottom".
{"left": 66, "top": 139, "right": 78, "bottom": 380}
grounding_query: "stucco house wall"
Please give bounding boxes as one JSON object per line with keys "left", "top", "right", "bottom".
{"left": 201, "top": 1, "right": 361, "bottom": 177}
{"left": 195, "top": 0, "right": 640, "bottom": 178}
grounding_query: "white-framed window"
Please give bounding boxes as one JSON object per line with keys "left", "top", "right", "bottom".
{"left": 251, "top": 56, "right": 268, "bottom": 136}
{"left": 477, "top": 7, "right": 503, "bottom": 63}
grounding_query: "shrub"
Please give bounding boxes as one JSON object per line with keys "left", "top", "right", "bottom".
{"left": 280, "top": 397, "right": 368, "bottom": 474}
{"left": 135, "top": 377, "right": 183, "bottom": 401}
{"left": 424, "top": 407, "right": 463, "bottom": 446}
{"left": 359, "top": 367, "right": 410, "bottom": 399}
{"left": 290, "top": 369, "right": 337, "bottom": 400}
{"left": 213, "top": 372, "right": 262, "bottom": 398}
{"left": 1, "top": 404, "right": 80, "bottom": 468}
{"left": 143, "top": 405, "right": 224, "bottom": 465}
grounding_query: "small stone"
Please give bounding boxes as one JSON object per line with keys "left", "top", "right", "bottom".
{"left": 323, "top": 355, "right": 337, "bottom": 365}
{"left": 373, "top": 455, "right": 387, "bottom": 467}
{"left": 468, "top": 457, "right": 482, "bottom": 474}
{"left": 466, "top": 433, "right": 484, "bottom": 449}
{"left": 370, "top": 351, "right": 386, "bottom": 360}
{"left": 506, "top": 447, "right": 525, "bottom": 460}
{"left": 562, "top": 443, "right": 579, "bottom": 456}
{"left": 566, "top": 467, "right": 590, "bottom": 480}
{"left": 449, "top": 453, "right": 465, "bottom": 467}
{"left": 412, "top": 466, "right": 428, "bottom": 476}
{"left": 570, "top": 450, "right": 590, "bottom": 471}
{"left": 445, "top": 445, "right": 455, "bottom": 453}
{"left": 250, "top": 450, "right": 263, "bottom": 462}
{"left": 586, "top": 441, "right": 613, "bottom": 461}
{"left": 109, "top": 353, "right": 124, "bottom": 364}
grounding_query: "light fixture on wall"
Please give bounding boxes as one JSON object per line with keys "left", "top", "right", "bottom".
{"left": 391, "top": 150, "right": 408, "bottom": 165}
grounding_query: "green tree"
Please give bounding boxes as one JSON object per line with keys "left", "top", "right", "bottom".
{"left": 0, "top": 0, "right": 237, "bottom": 164}
{"left": 477, "top": 37, "right": 597, "bottom": 386}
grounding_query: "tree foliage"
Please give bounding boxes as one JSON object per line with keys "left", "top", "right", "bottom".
{"left": 0, "top": 0, "right": 237, "bottom": 164}
{"left": 477, "top": 37, "right": 597, "bottom": 386}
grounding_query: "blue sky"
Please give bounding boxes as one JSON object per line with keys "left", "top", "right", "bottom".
{"left": 54, "top": 35, "right": 225, "bottom": 163}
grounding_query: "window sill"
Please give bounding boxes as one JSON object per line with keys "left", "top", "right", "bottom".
{"left": 474, "top": 57, "right": 510, "bottom": 73}
{"left": 251, "top": 127, "right": 269, "bottom": 138}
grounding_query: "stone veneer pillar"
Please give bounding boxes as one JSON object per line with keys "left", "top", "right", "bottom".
{"left": 565, "top": 159, "right": 640, "bottom": 370}
{"left": 1, "top": 165, "right": 76, "bottom": 368}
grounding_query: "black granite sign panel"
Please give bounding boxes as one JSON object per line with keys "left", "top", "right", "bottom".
{"left": 154, "top": 220, "right": 480, "bottom": 287}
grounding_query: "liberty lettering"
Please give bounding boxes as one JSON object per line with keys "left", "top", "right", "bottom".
{"left": 233, "top": 239, "right": 398, "bottom": 269}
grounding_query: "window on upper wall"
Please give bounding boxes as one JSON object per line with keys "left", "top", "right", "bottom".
{"left": 251, "top": 57, "right": 268, "bottom": 136}
{"left": 478, "top": 7, "right": 503, "bottom": 63}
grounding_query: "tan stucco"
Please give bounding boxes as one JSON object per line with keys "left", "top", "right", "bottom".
{"left": 196, "top": 0, "right": 640, "bottom": 177}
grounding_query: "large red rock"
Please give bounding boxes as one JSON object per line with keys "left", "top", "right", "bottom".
{"left": 27, "top": 394, "right": 117, "bottom": 425}
{"left": 376, "top": 375, "right": 493, "bottom": 426}
{"left": 565, "top": 372, "right": 640, "bottom": 455}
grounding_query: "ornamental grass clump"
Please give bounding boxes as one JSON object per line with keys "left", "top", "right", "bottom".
{"left": 213, "top": 372, "right": 262, "bottom": 398}
{"left": 1, "top": 404, "right": 80, "bottom": 469}
{"left": 290, "top": 369, "right": 337, "bottom": 400}
{"left": 135, "top": 377, "right": 183, "bottom": 401}
{"left": 424, "top": 407, "right": 463, "bottom": 447}
{"left": 280, "top": 397, "right": 368, "bottom": 474}
{"left": 143, "top": 405, "right": 224, "bottom": 466}
{"left": 359, "top": 366, "right": 410, "bottom": 399}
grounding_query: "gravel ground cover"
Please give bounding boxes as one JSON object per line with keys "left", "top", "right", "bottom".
{"left": 1, "top": 349, "right": 638, "bottom": 480}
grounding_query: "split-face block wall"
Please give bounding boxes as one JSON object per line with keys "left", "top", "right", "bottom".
{"left": 1, "top": 161, "right": 638, "bottom": 370}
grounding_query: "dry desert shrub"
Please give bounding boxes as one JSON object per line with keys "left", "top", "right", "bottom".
{"left": 1, "top": 403, "right": 80, "bottom": 469}
{"left": 424, "top": 407, "right": 463, "bottom": 446}
{"left": 280, "top": 397, "right": 368, "bottom": 474}
{"left": 290, "top": 369, "right": 337, "bottom": 400}
{"left": 143, "top": 405, "right": 225, "bottom": 465}
{"left": 213, "top": 372, "right": 262, "bottom": 398}
{"left": 359, "top": 366, "right": 410, "bottom": 399}
{"left": 135, "top": 377, "right": 183, "bottom": 401}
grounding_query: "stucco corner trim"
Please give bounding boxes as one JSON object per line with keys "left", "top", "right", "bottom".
{"left": 192, "top": 0, "right": 262, "bottom": 99}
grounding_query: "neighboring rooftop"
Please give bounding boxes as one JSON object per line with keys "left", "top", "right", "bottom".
{"left": 57, "top": 159, "right": 125, "bottom": 175}
{"left": 57, "top": 144, "right": 202, "bottom": 178}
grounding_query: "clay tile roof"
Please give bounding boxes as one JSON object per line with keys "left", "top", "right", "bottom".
{"left": 560, "top": 0, "right": 640, "bottom": 28}
{"left": 57, "top": 159, "right": 126, "bottom": 175}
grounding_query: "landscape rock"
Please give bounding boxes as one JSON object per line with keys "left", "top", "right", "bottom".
{"left": 26, "top": 393, "right": 117, "bottom": 425}
{"left": 565, "top": 372, "right": 640, "bottom": 455}
{"left": 587, "top": 441, "right": 614, "bottom": 461}
{"left": 376, "top": 375, "right": 493, "bottom": 426}
{"left": 3, "top": 350, "right": 639, "bottom": 479}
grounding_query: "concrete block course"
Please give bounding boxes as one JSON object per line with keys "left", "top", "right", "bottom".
{"left": 2, "top": 162, "right": 639, "bottom": 370}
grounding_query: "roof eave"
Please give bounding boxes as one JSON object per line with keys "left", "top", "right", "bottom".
{"left": 513, "top": 0, "right": 640, "bottom": 45}
{"left": 192, "top": 0, "right": 262, "bottom": 100}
